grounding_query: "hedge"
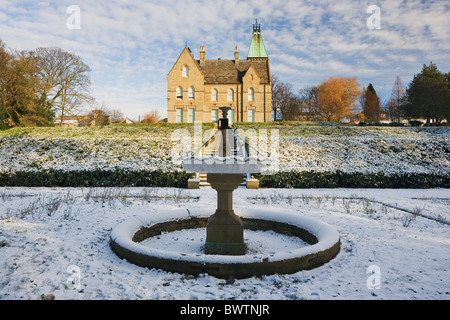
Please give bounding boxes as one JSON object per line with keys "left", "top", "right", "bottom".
{"left": 0, "top": 168, "right": 194, "bottom": 188}
{"left": 254, "top": 170, "right": 450, "bottom": 189}
{"left": 1, "top": 169, "right": 448, "bottom": 189}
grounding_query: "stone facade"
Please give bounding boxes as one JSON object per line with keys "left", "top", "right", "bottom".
{"left": 167, "top": 26, "right": 272, "bottom": 124}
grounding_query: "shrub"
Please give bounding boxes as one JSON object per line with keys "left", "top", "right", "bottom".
{"left": 255, "top": 171, "right": 450, "bottom": 189}
{"left": 0, "top": 168, "right": 194, "bottom": 188}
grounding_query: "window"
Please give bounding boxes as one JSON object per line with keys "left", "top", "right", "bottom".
{"left": 188, "top": 86, "right": 195, "bottom": 100}
{"left": 188, "top": 108, "right": 195, "bottom": 123}
{"left": 248, "top": 87, "right": 254, "bottom": 101}
{"left": 176, "top": 108, "right": 183, "bottom": 123}
{"left": 211, "top": 109, "right": 218, "bottom": 123}
{"left": 229, "top": 109, "right": 235, "bottom": 125}
{"left": 227, "top": 88, "right": 234, "bottom": 101}
{"left": 182, "top": 65, "right": 189, "bottom": 77}
{"left": 211, "top": 88, "right": 218, "bottom": 101}
{"left": 248, "top": 109, "right": 255, "bottom": 122}
{"left": 176, "top": 86, "right": 183, "bottom": 100}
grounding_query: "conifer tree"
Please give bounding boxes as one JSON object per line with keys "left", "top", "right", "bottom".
{"left": 362, "top": 83, "right": 381, "bottom": 123}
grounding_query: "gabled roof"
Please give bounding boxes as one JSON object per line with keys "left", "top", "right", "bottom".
{"left": 197, "top": 59, "right": 270, "bottom": 85}
{"left": 168, "top": 46, "right": 204, "bottom": 77}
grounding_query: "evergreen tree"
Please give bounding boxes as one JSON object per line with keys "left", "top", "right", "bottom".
{"left": 362, "top": 83, "right": 381, "bottom": 123}
{"left": 406, "top": 62, "right": 450, "bottom": 124}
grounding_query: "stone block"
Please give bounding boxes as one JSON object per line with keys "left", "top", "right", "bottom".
{"left": 187, "top": 179, "right": 200, "bottom": 189}
{"left": 246, "top": 178, "right": 259, "bottom": 189}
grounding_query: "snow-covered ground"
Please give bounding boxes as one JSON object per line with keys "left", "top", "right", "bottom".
{"left": 1, "top": 126, "right": 449, "bottom": 176}
{"left": 0, "top": 186, "right": 448, "bottom": 300}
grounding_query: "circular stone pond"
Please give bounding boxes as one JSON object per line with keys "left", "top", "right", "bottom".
{"left": 110, "top": 208, "right": 340, "bottom": 279}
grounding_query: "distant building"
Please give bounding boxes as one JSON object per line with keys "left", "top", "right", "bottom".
{"left": 55, "top": 112, "right": 111, "bottom": 127}
{"left": 120, "top": 117, "right": 135, "bottom": 124}
{"left": 167, "top": 21, "right": 272, "bottom": 123}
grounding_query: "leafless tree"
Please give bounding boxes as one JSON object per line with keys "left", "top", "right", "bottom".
{"left": 389, "top": 76, "right": 406, "bottom": 122}
{"left": 110, "top": 109, "right": 125, "bottom": 123}
{"left": 32, "top": 47, "right": 94, "bottom": 126}
{"left": 298, "top": 86, "right": 321, "bottom": 121}
{"left": 272, "top": 75, "right": 297, "bottom": 121}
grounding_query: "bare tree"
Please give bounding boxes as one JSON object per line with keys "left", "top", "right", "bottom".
{"left": 32, "top": 47, "right": 94, "bottom": 126}
{"left": 389, "top": 76, "right": 406, "bottom": 122}
{"left": 141, "top": 109, "right": 161, "bottom": 123}
{"left": 87, "top": 103, "right": 111, "bottom": 126}
{"left": 298, "top": 86, "right": 321, "bottom": 121}
{"left": 281, "top": 96, "right": 302, "bottom": 121}
{"left": 272, "top": 76, "right": 297, "bottom": 121}
{"left": 271, "top": 75, "right": 288, "bottom": 121}
{"left": 110, "top": 109, "right": 125, "bottom": 123}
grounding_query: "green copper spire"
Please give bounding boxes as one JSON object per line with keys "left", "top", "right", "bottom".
{"left": 247, "top": 20, "right": 268, "bottom": 59}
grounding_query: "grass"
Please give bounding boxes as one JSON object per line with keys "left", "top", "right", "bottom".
{"left": 2, "top": 122, "right": 448, "bottom": 139}
{"left": 246, "top": 192, "right": 449, "bottom": 226}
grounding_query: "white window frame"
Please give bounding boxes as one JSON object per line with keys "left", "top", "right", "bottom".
{"left": 247, "top": 109, "right": 255, "bottom": 122}
{"left": 248, "top": 87, "right": 254, "bottom": 101}
{"left": 182, "top": 65, "right": 189, "bottom": 77}
{"left": 176, "top": 86, "right": 183, "bottom": 100}
{"left": 176, "top": 108, "right": 183, "bottom": 123}
{"left": 211, "top": 109, "right": 218, "bottom": 123}
{"left": 188, "top": 108, "right": 195, "bottom": 123}
{"left": 188, "top": 86, "right": 195, "bottom": 100}
{"left": 227, "top": 88, "right": 234, "bottom": 101}
{"left": 229, "top": 109, "right": 235, "bottom": 124}
{"left": 211, "top": 88, "right": 218, "bottom": 101}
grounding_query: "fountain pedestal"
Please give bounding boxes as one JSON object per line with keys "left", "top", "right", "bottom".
{"left": 205, "top": 173, "right": 246, "bottom": 255}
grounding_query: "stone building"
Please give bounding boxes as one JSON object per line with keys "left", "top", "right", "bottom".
{"left": 167, "top": 22, "right": 271, "bottom": 124}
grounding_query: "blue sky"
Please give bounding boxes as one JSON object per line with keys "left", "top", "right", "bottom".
{"left": 1, "top": 0, "right": 449, "bottom": 120}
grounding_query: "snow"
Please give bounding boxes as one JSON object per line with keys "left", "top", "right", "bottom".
{"left": 0, "top": 186, "right": 448, "bottom": 300}
{"left": 110, "top": 207, "right": 340, "bottom": 264}
{"left": 1, "top": 126, "right": 449, "bottom": 176}
{"left": 139, "top": 228, "right": 308, "bottom": 256}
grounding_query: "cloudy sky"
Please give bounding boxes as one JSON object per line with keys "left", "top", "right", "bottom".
{"left": 1, "top": 0, "right": 449, "bottom": 120}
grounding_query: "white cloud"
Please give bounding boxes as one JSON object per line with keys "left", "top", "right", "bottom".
{"left": 1, "top": 0, "right": 449, "bottom": 118}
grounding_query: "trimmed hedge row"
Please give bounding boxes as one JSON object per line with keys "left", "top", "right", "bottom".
{"left": 1, "top": 169, "right": 448, "bottom": 189}
{"left": 0, "top": 168, "right": 194, "bottom": 188}
{"left": 255, "top": 171, "right": 450, "bottom": 189}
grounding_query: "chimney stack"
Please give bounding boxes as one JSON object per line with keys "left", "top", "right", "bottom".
{"left": 200, "top": 45, "right": 206, "bottom": 66}
{"left": 234, "top": 45, "right": 239, "bottom": 65}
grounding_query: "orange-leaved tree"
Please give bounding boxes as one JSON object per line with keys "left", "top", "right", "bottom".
{"left": 317, "top": 77, "right": 361, "bottom": 122}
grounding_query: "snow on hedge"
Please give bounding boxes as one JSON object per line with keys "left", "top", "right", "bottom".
{"left": 0, "top": 125, "right": 448, "bottom": 176}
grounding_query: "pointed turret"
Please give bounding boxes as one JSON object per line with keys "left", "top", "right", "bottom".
{"left": 247, "top": 20, "right": 268, "bottom": 59}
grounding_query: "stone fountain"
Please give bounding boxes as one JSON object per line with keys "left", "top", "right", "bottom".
{"left": 110, "top": 107, "right": 340, "bottom": 279}
{"left": 182, "top": 107, "right": 268, "bottom": 255}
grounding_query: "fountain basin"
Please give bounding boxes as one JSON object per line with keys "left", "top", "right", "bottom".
{"left": 110, "top": 208, "right": 340, "bottom": 279}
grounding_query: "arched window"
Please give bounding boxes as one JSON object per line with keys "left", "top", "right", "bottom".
{"left": 182, "top": 65, "right": 189, "bottom": 77}
{"left": 227, "top": 88, "right": 234, "bottom": 101}
{"left": 188, "top": 86, "right": 195, "bottom": 100}
{"left": 211, "top": 88, "right": 218, "bottom": 101}
{"left": 176, "top": 86, "right": 183, "bottom": 100}
{"left": 248, "top": 87, "right": 254, "bottom": 101}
